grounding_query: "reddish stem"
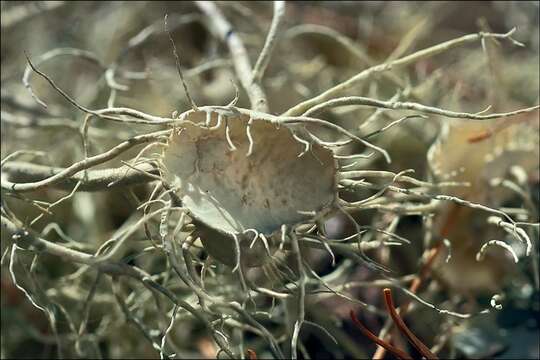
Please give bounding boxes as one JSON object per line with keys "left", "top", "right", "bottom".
{"left": 374, "top": 203, "right": 451, "bottom": 359}
{"left": 467, "top": 130, "right": 493, "bottom": 143}
{"left": 383, "top": 289, "right": 438, "bottom": 360}
{"left": 246, "top": 348, "right": 257, "bottom": 360}
{"left": 349, "top": 310, "right": 411, "bottom": 360}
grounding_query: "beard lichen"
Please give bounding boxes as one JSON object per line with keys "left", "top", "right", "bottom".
{"left": 161, "top": 107, "right": 338, "bottom": 266}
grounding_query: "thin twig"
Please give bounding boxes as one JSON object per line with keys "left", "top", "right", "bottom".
{"left": 2, "top": 130, "right": 169, "bottom": 192}
{"left": 195, "top": 1, "right": 269, "bottom": 112}
{"left": 164, "top": 14, "right": 199, "bottom": 111}
{"left": 302, "top": 95, "right": 539, "bottom": 120}
{"left": 290, "top": 231, "right": 306, "bottom": 360}
{"left": 284, "top": 29, "right": 525, "bottom": 116}
{"left": 251, "top": 1, "right": 285, "bottom": 83}
{"left": 2, "top": 161, "right": 158, "bottom": 191}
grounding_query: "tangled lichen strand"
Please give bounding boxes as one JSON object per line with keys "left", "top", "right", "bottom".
{"left": 161, "top": 109, "right": 338, "bottom": 237}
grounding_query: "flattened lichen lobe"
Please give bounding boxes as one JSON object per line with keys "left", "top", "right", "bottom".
{"left": 162, "top": 109, "right": 337, "bottom": 236}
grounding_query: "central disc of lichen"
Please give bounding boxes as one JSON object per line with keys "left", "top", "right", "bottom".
{"left": 162, "top": 109, "right": 337, "bottom": 236}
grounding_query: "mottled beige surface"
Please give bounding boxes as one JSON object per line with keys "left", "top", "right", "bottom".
{"left": 162, "top": 109, "right": 338, "bottom": 236}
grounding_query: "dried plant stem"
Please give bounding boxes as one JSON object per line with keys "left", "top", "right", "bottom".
{"left": 195, "top": 1, "right": 269, "bottom": 112}
{"left": 279, "top": 116, "right": 391, "bottom": 162}
{"left": 1, "top": 130, "right": 169, "bottom": 192}
{"left": 251, "top": 1, "right": 285, "bottom": 83}
{"left": 383, "top": 288, "right": 438, "bottom": 359}
{"left": 23, "top": 48, "right": 104, "bottom": 109}
{"left": 374, "top": 236, "right": 444, "bottom": 358}
{"left": 349, "top": 310, "right": 410, "bottom": 360}
{"left": 302, "top": 95, "right": 539, "bottom": 120}
{"left": 2, "top": 161, "right": 158, "bottom": 191}
{"left": 2, "top": 214, "right": 233, "bottom": 357}
{"left": 112, "top": 279, "right": 166, "bottom": 355}
{"left": 164, "top": 14, "right": 199, "bottom": 111}
{"left": 290, "top": 231, "right": 306, "bottom": 360}
{"left": 285, "top": 24, "right": 375, "bottom": 68}
{"left": 284, "top": 29, "right": 524, "bottom": 117}
{"left": 340, "top": 170, "right": 434, "bottom": 187}
{"left": 3, "top": 216, "right": 94, "bottom": 265}
{"left": 477, "top": 240, "right": 519, "bottom": 263}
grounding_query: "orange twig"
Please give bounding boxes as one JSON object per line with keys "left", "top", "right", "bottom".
{"left": 374, "top": 242, "right": 443, "bottom": 359}
{"left": 467, "top": 111, "right": 538, "bottom": 143}
{"left": 349, "top": 310, "right": 411, "bottom": 360}
{"left": 246, "top": 348, "right": 258, "bottom": 360}
{"left": 374, "top": 204, "right": 454, "bottom": 359}
{"left": 383, "top": 288, "right": 438, "bottom": 360}
{"left": 467, "top": 130, "right": 493, "bottom": 143}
